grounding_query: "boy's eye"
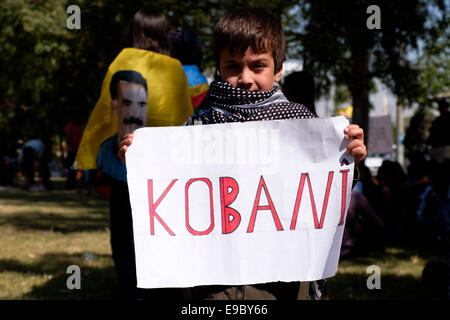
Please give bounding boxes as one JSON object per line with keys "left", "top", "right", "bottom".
{"left": 225, "top": 64, "right": 239, "bottom": 70}
{"left": 252, "top": 63, "right": 266, "bottom": 70}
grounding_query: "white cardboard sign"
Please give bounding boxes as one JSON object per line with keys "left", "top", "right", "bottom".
{"left": 126, "top": 116, "right": 354, "bottom": 288}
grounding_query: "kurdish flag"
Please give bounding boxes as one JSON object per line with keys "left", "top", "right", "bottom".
{"left": 182, "top": 65, "right": 209, "bottom": 108}
{"left": 76, "top": 48, "right": 193, "bottom": 170}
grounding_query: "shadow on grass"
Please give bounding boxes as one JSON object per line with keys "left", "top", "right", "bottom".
{"left": 0, "top": 188, "right": 108, "bottom": 209}
{"left": 329, "top": 234, "right": 448, "bottom": 300}
{"left": 383, "top": 237, "right": 448, "bottom": 262}
{"left": 0, "top": 182, "right": 110, "bottom": 233}
{"left": 0, "top": 211, "right": 109, "bottom": 233}
{"left": 0, "top": 252, "right": 119, "bottom": 299}
{"left": 339, "top": 233, "right": 448, "bottom": 265}
{"left": 327, "top": 271, "right": 447, "bottom": 300}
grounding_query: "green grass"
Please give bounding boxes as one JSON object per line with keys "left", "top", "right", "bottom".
{"left": 0, "top": 178, "right": 119, "bottom": 299}
{"left": 327, "top": 241, "right": 447, "bottom": 300}
{"left": 0, "top": 178, "right": 447, "bottom": 300}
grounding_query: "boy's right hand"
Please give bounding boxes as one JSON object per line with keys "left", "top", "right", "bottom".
{"left": 118, "top": 133, "right": 134, "bottom": 164}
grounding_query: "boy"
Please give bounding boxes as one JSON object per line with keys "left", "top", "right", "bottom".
{"left": 119, "top": 8, "right": 366, "bottom": 299}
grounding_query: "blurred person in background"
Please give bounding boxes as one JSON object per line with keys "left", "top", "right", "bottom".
{"left": 18, "top": 138, "right": 51, "bottom": 191}
{"left": 282, "top": 70, "right": 317, "bottom": 116}
{"left": 76, "top": 8, "right": 191, "bottom": 300}
{"left": 64, "top": 113, "right": 83, "bottom": 190}
{"left": 169, "top": 28, "right": 209, "bottom": 108}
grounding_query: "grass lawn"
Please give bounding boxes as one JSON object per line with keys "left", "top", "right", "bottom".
{"left": 327, "top": 240, "right": 447, "bottom": 300}
{"left": 0, "top": 178, "right": 118, "bottom": 299}
{"left": 0, "top": 178, "right": 447, "bottom": 300}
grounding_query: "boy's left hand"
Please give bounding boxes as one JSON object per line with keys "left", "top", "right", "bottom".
{"left": 344, "top": 124, "right": 367, "bottom": 165}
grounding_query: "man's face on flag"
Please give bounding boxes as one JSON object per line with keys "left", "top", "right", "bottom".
{"left": 112, "top": 80, "right": 148, "bottom": 141}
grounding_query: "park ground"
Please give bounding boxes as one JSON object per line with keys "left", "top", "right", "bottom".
{"left": 0, "top": 178, "right": 447, "bottom": 300}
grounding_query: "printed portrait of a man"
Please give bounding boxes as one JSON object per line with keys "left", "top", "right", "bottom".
{"left": 97, "top": 70, "right": 148, "bottom": 181}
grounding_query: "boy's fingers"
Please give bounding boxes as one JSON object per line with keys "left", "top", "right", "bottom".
{"left": 346, "top": 139, "right": 365, "bottom": 153}
{"left": 119, "top": 136, "right": 134, "bottom": 149}
{"left": 122, "top": 134, "right": 130, "bottom": 140}
{"left": 118, "top": 134, "right": 134, "bottom": 164}
{"left": 119, "top": 138, "right": 130, "bottom": 148}
{"left": 346, "top": 140, "right": 367, "bottom": 164}
{"left": 345, "top": 126, "right": 364, "bottom": 140}
{"left": 118, "top": 145, "right": 128, "bottom": 163}
{"left": 349, "top": 145, "right": 366, "bottom": 157}
{"left": 123, "top": 133, "right": 134, "bottom": 140}
{"left": 352, "top": 146, "right": 367, "bottom": 165}
{"left": 120, "top": 133, "right": 134, "bottom": 144}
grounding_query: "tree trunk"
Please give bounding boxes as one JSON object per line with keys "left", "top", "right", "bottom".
{"left": 349, "top": 45, "right": 371, "bottom": 147}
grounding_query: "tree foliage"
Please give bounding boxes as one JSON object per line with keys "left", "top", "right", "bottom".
{"left": 0, "top": 0, "right": 447, "bottom": 156}
{"left": 1, "top": 0, "right": 70, "bottom": 153}
{"left": 293, "top": 0, "right": 448, "bottom": 143}
{"left": 0, "top": 0, "right": 299, "bottom": 156}
{"left": 414, "top": 24, "right": 450, "bottom": 106}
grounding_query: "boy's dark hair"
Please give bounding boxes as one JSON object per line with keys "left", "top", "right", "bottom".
{"left": 126, "top": 8, "right": 171, "bottom": 56}
{"left": 213, "top": 8, "right": 286, "bottom": 73}
{"left": 110, "top": 70, "right": 148, "bottom": 100}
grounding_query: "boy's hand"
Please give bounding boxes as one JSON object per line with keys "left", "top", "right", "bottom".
{"left": 118, "top": 133, "right": 134, "bottom": 164}
{"left": 344, "top": 124, "right": 367, "bottom": 165}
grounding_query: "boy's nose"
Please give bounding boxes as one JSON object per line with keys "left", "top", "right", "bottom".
{"left": 237, "top": 68, "right": 253, "bottom": 90}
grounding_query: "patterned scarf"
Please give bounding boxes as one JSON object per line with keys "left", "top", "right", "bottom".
{"left": 183, "top": 80, "right": 317, "bottom": 125}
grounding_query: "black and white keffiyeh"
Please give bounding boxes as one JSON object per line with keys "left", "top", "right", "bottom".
{"left": 183, "top": 80, "right": 317, "bottom": 125}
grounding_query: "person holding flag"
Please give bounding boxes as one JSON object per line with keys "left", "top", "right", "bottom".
{"left": 76, "top": 8, "right": 193, "bottom": 299}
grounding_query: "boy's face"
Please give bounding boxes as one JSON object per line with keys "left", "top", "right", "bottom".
{"left": 219, "top": 46, "right": 282, "bottom": 92}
